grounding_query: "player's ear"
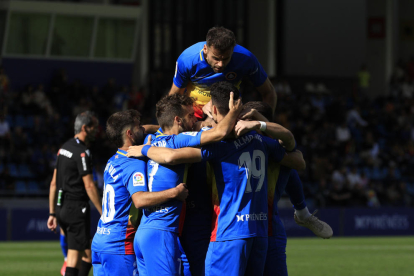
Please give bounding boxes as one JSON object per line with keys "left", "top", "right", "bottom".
{"left": 212, "top": 105, "right": 218, "bottom": 115}
{"left": 203, "top": 44, "right": 208, "bottom": 55}
{"left": 174, "top": 116, "right": 182, "bottom": 126}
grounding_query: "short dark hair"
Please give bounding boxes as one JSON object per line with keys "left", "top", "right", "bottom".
{"left": 156, "top": 94, "right": 194, "bottom": 130}
{"left": 241, "top": 101, "right": 273, "bottom": 122}
{"left": 210, "top": 81, "right": 240, "bottom": 115}
{"left": 106, "top": 109, "right": 141, "bottom": 148}
{"left": 206, "top": 27, "right": 236, "bottom": 52}
{"left": 74, "top": 111, "right": 97, "bottom": 134}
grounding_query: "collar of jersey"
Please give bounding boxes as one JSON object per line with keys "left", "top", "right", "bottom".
{"left": 199, "top": 49, "right": 204, "bottom": 61}
{"left": 155, "top": 128, "right": 167, "bottom": 138}
{"left": 116, "top": 149, "right": 127, "bottom": 156}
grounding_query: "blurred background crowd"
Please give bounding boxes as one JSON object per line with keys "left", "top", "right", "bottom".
{"left": 1, "top": 57, "right": 414, "bottom": 209}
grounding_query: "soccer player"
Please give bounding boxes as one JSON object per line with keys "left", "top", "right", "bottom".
{"left": 238, "top": 102, "right": 333, "bottom": 239}
{"left": 169, "top": 26, "right": 276, "bottom": 119}
{"left": 236, "top": 102, "right": 333, "bottom": 276}
{"left": 91, "top": 110, "right": 189, "bottom": 276}
{"left": 47, "top": 111, "right": 102, "bottom": 276}
{"left": 129, "top": 82, "right": 306, "bottom": 276}
{"left": 132, "top": 93, "right": 242, "bottom": 276}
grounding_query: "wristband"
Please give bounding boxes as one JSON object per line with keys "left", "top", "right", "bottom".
{"left": 287, "top": 140, "right": 297, "bottom": 152}
{"left": 259, "top": 121, "right": 267, "bottom": 132}
{"left": 49, "top": 213, "right": 56, "bottom": 217}
{"left": 141, "top": 145, "right": 151, "bottom": 157}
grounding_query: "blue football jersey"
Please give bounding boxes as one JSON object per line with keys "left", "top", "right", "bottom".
{"left": 173, "top": 42, "right": 268, "bottom": 107}
{"left": 91, "top": 149, "right": 147, "bottom": 255}
{"left": 201, "top": 131, "right": 286, "bottom": 241}
{"left": 139, "top": 128, "right": 204, "bottom": 233}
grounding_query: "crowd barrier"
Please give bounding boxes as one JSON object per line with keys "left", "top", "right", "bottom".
{"left": 0, "top": 207, "right": 412, "bottom": 241}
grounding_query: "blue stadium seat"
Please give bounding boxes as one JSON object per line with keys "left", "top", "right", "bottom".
{"left": 26, "top": 116, "right": 35, "bottom": 129}
{"left": 7, "top": 163, "right": 19, "bottom": 177}
{"left": 27, "top": 181, "right": 40, "bottom": 194}
{"left": 0, "top": 163, "right": 3, "bottom": 173}
{"left": 18, "top": 164, "right": 34, "bottom": 178}
{"left": 15, "top": 181, "right": 27, "bottom": 193}
{"left": 15, "top": 115, "right": 26, "bottom": 128}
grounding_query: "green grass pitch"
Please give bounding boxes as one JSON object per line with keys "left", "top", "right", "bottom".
{"left": 0, "top": 236, "right": 413, "bottom": 276}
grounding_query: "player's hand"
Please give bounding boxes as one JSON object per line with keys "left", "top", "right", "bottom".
{"left": 175, "top": 183, "right": 189, "bottom": 202}
{"left": 229, "top": 92, "right": 243, "bottom": 114}
{"left": 239, "top": 108, "right": 270, "bottom": 122}
{"left": 47, "top": 216, "right": 57, "bottom": 233}
{"left": 235, "top": 120, "right": 260, "bottom": 137}
{"left": 202, "top": 100, "right": 214, "bottom": 119}
{"left": 127, "top": 145, "right": 144, "bottom": 157}
{"left": 127, "top": 136, "right": 152, "bottom": 157}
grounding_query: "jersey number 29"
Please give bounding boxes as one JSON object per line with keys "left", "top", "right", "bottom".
{"left": 238, "top": 150, "right": 265, "bottom": 193}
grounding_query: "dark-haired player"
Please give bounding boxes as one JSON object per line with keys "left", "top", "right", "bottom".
{"left": 91, "top": 110, "right": 188, "bottom": 276}
{"left": 132, "top": 93, "right": 242, "bottom": 276}
{"left": 169, "top": 26, "right": 276, "bottom": 119}
{"left": 235, "top": 102, "right": 333, "bottom": 276}
{"left": 129, "top": 82, "right": 305, "bottom": 276}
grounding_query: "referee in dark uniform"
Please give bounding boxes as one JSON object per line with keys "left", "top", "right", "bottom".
{"left": 47, "top": 111, "right": 102, "bottom": 276}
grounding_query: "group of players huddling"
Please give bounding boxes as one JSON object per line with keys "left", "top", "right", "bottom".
{"left": 75, "top": 27, "right": 332, "bottom": 276}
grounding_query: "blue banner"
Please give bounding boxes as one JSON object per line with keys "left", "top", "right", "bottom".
{"left": 11, "top": 208, "right": 102, "bottom": 241}
{"left": 342, "top": 208, "right": 414, "bottom": 236}
{"left": 11, "top": 209, "right": 57, "bottom": 241}
{"left": 0, "top": 208, "right": 7, "bottom": 241}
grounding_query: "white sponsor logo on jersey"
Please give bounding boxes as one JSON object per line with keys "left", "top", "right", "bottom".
{"left": 133, "top": 172, "right": 145, "bottom": 186}
{"left": 236, "top": 212, "right": 268, "bottom": 222}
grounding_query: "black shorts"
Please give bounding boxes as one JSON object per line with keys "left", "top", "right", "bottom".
{"left": 56, "top": 200, "right": 91, "bottom": 251}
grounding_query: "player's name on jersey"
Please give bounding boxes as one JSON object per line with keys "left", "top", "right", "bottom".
{"left": 96, "top": 226, "right": 111, "bottom": 235}
{"left": 152, "top": 140, "right": 167, "bottom": 147}
{"left": 236, "top": 212, "right": 268, "bottom": 222}
{"left": 146, "top": 205, "right": 169, "bottom": 213}
{"left": 234, "top": 133, "right": 263, "bottom": 149}
{"left": 105, "top": 162, "right": 119, "bottom": 181}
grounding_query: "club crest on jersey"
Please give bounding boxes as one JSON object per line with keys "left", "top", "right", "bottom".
{"left": 225, "top": 72, "right": 237, "bottom": 80}
{"left": 133, "top": 172, "right": 145, "bottom": 186}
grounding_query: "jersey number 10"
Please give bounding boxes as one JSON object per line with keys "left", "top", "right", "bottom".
{"left": 238, "top": 150, "right": 265, "bottom": 193}
{"left": 101, "top": 183, "right": 115, "bottom": 223}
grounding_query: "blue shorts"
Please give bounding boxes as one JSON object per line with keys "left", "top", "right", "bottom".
{"left": 205, "top": 237, "right": 268, "bottom": 276}
{"left": 134, "top": 228, "right": 183, "bottom": 276}
{"left": 264, "top": 215, "right": 288, "bottom": 276}
{"left": 92, "top": 251, "right": 137, "bottom": 276}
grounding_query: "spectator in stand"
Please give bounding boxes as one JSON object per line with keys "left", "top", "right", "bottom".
{"left": 346, "top": 166, "right": 363, "bottom": 189}
{"left": 357, "top": 64, "right": 370, "bottom": 96}
{"left": 328, "top": 181, "right": 352, "bottom": 207}
{"left": 33, "top": 84, "right": 53, "bottom": 116}
{"left": 0, "top": 113, "right": 11, "bottom": 148}
{"left": 331, "top": 166, "right": 347, "bottom": 189}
